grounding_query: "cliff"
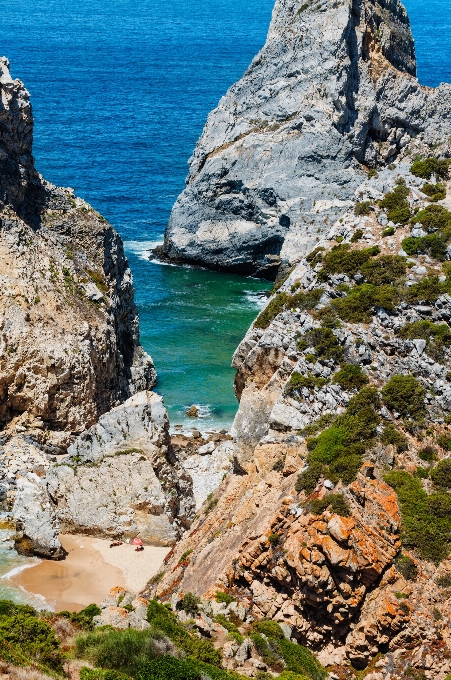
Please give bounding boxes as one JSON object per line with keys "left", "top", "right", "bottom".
{"left": 160, "top": 0, "right": 451, "bottom": 278}
{"left": 152, "top": 160, "right": 451, "bottom": 675}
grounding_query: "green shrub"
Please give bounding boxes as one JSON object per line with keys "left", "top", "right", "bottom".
{"left": 405, "top": 275, "right": 447, "bottom": 304}
{"left": 75, "top": 628, "right": 161, "bottom": 676}
{"left": 415, "top": 466, "right": 430, "bottom": 479}
{"left": 298, "top": 327, "right": 343, "bottom": 363}
{"left": 215, "top": 591, "right": 236, "bottom": 605}
{"left": 368, "top": 168, "right": 378, "bottom": 179}
{"left": 402, "top": 233, "right": 448, "bottom": 261}
{"left": 304, "top": 494, "right": 351, "bottom": 517}
{"left": 333, "top": 364, "right": 368, "bottom": 390}
{"left": 385, "top": 470, "right": 451, "bottom": 563}
{"left": 431, "top": 458, "right": 451, "bottom": 488}
{"left": 437, "top": 434, "right": 451, "bottom": 451}
{"left": 330, "top": 283, "right": 398, "bottom": 323}
{"left": 254, "top": 289, "right": 324, "bottom": 329}
{"left": 436, "top": 573, "right": 451, "bottom": 588}
{"left": 268, "top": 533, "right": 280, "bottom": 546}
{"left": 381, "top": 375, "right": 426, "bottom": 418}
{"left": 398, "top": 320, "right": 451, "bottom": 362}
{"left": 318, "top": 244, "right": 379, "bottom": 279}
{"left": 410, "top": 157, "right": 451, "bottom": 180}
{"left": 350, "top": 229, "right": 363, "bottom": 242}
{"left": 253, "top": 620, "right": 285, "bottom": 639}
{"left": 360, "top": 255, "right": 406, "bottom": 285}
{"left": 0, "top": 605, "right": 62, "bottom": 670}
{"left": 421, "top": 182, "right": 446, "bottom": 201}
{"left": 175, "top": 592, "right": 200, "bottom": 617}
{"left": 413, "top": 204, "right": 451, "bottom": 232}
{"left": 328, "top": 454, "right": 363, "bottom": 485}
{"left": 136, "top": 654, "right": 237, "bottom": 680}
{"left": 354, "top": 201, "right": 372, "bottom": 216}
{"left": 305, "top": 246, "right": 324, "bottom": 267}
{"left": 278, "top": 639, "right": 327, "bottom": 680}
{"left": 80, "top": 669, "right": 129, "bottom": 680}
{"left": 394, "top": 554, "right": 418, "bottom": 581}
{"left": 285, "top": 372, "right": 328, "bottom": 396}
{"left": 250, "top": 633, "right": 283, "bottom": 670}
{"left": 300, "top": 413, "right": 336, "bottom": 437}
{"left": 380, "top": 424, "right": 408, "bottom": 452}
{"left": 214, "top": 614, "right": 241, "bottom": 637}
{"left": 379, "top": 185, "right": 411, "bottom": 224}
{"left": 418, "top": 446, "right": 438, "bottom": 462}
{"left": 382, "top": 227, "right": 396, "bottom": 237}
{"left": 146, "top": 600, "right": 221, "bottom": 666}
{"left": 295, "top": 461, "right": 325, "bottom": 494}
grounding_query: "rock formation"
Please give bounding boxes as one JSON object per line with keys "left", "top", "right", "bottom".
{"left": 159, "top": 0, "right": 451, "bottom": 277}
{"left": 153, "top": 162, "right": 451, "bottom": 675}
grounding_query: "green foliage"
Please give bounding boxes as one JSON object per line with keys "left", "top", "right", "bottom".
{"left": 0, "top": 603, "right": 62, "bottom": 670}
{"left": 437, "top": 433, "right": 451, "bottom": 451}
{"left": 350, "top": 229, "right": 363, "bottom": 242}
{"left": 295, "top": 461, "right": 325, "bottom": 494}
{"left": 421, "top": 182, "right": 446, "bottom": 201}
{"left": 175, "top": 592, "right": 200, "bottom": 617}
{"left": 381, "top": 375, "right": 426, "bottom": 418}
{"left": 380, "top": 424, "right": 408, "bottom": 452}
{"left": 136, "top": 655, "right": 240, "bottom": 680}
{"left": 299, "top": 413, "right": 337, "bottom": 437}
{"left": 394, "top": 554, "right": 418, "bottom": 581}
{"left": 398, "top": 320, "right": 451, "bottom": 362}
{"left": 215, "top": 591, "right": 236, "bottom": 605}
{"left": 333, "top": 364, "right": 368, "bottom": 391}
{"left": 379, "top": 185, "right": 411, "bottom": 224}
{"left": 436, "top": 573, "right": 451, "bottom": 588}
{"left": 254, "top": 288, "right": 323, "bottom": 329}
{"left": 414, "top": 204, "right": 451, "bottom": 232}
{"left": 298, "top": 327, "right": 343, "bottom": 362}
{"left": 360, "top": 255, "right": 406, "bottom": 285}
{"left": 431, "top": 458, "right": 451, "bottom": 489}
{"left": 59, "top": 603, "right": 101, "bottom": 631}
{"left": 146, "top": 600, "right": 222, "bottom": 666}
{"left": 285, "top": 372, "right": 328, "bottom": 396}
{"left": 318, "top": 243, "right": 379, "bottom": 279}
{"left": 253, "top": 620, "right": 285, "bottom": 639}
{"left": 385, "top": 470, "right": 451, "bottom": 563}
{"left": 329, "top": 283, "right": 398, "bottom": 323}
{"left": 402, "top": 205, "right": 451, "bottom": 260}
{"left": 305, "top": 246, "right": 324, "bottom": 267}
{"left": 368, "top": 168, "right": 378, "bottom": 179}
{"left": 75, "top": 627, "right": 161, "bottom": 676}
{"left": 268, "top": 533, "right": 280, "bottom": 546}
{"left": 80, "top": 668, "right": 129, "bottom": 680}
{"left": 278, "top": 639, "right": 326, "bottom": 680}
{"left": 250, "top": 633, "right": 283, "bottom": 670}
{"left": 354, "top": 201, "right": 372, "bottom": 216}
{"left": 382, "top": 227, "right": 396, "bottom": 237}
{"left": 304, "top": 494, "right": 351, "bottom": 517}
{"left": 418, "top": 446, "right": 438, "bottom": 462}
{"left": 410, "top": 157, "right": 451, "bottom": 180}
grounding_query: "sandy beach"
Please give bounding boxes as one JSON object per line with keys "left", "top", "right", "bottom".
{"left": 10, "top": 534, "right": 169, "bottom": 612}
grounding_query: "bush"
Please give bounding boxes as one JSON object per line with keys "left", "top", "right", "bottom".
{"left": 298, "top": 327, "right": 343, "bottom": 363}
{"left": 380, "top": 424, "right": 408, "bottom": 452}
{"left": 382, "top": 227, "right": 396, "bottom": 237}
{"left": 379, "top": 185, "right": 411, "bottom": 224}
{"left": 402, "top": 233, "right": 448, "bottom": 261}
{"left": 318, "top": 244, "right": 379, "bottom": 279}
{"left": 431, "top": 458, "right": 451, "bottom": 489}
{"left": 215, "top": 591, "right": 236, "bottom": 605}
{"left": 437, "top": 433, "right": 451, "bottom": 451}
{"left": 333, "top": 364, "right": 368, "bottom": 391}
{"left": 413, "top": 204, "right": 451, "bottom": 232}
{"left": 436, "top": 573, "right": 451, "bottom": 588}
{"left": 295, "top": 461, "right": 325, "bottom": 494}
{"left": 350, "top": 229, "right": 363, "bottom": 242}
{"left": 285, "top": 372, "right": 328, "bottom": 396}
{"left": 385, "top": 470, "right": 451, "bottom": 563}
{"left": 360, "top": 255, "right": 406, "bottom": 285}
{"left": 421, "top": 183, "right": 446, "bottom": 201}
{"left": 278, "top": 639, "right": 327, "bottom": 680}
{"left": 254, "top": 289, "right": 324, "bottom": 329}
{"left": 253, "top": 620, "right": 285, "bottom": 639}
{"left": 0, "top": 605, "right": 62, "bottom": 670}
{"left": 410, "top": 157, "right": 451, "bottom": 180}
{"left": 175, "top": 593, "right": 200, "bottom": 617}
{"left": 304, "top": 494, "right": 351, "bottom": 517}
{"left": 330, "top": 283, "right": 398, "bottom": 323}
{"left": 406, "top": 275, "right": 447, "bottom": 304}
{"left": 381, "top": 375, "right": 426, "bottom": 418}
{"left": 418, "top": 446, "right": 438, "bottom": 462}
{"left": 398, "top": 320, "right": 451, "bottom": 362}
{"left": 354, "top": 201, "right": 372, "bottom": 216}
{"left": 75, "top": 628, "right": 162, "bottom": 676}
{"left": 394, "top": 554, "right": 418, "bottom": 581}
{"left": 136, "top": 655, "right": 234, "bottom": 680}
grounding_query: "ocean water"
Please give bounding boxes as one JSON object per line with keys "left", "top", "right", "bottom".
{"left": 0, "top": 0, "right": 450, "bottom": 601}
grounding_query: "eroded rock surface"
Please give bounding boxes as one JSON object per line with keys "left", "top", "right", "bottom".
{"left": 161, "top": 0, "right": 451, "bottom": 276}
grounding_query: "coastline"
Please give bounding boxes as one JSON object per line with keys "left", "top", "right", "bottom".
{"left": 9, "top": 534, "right": 169, "bottom": 612}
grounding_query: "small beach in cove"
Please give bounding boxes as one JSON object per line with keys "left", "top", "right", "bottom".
{"left": 8, "top": 535, "right": 169, "bottom": 612}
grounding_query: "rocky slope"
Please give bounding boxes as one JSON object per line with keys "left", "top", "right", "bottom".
{"left": 159, "top": 0, "right": 451, "bottom": 277}
{"left": 152, "top": 160, "right": 451, "bottom": 677}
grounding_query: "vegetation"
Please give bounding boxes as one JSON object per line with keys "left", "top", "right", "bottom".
{"left": 328, "top": 283, "right": 398, "bottom": 323}
{"left": 215, "top": 591, "right": 236, "bottom": 605}
{"left": 418, "top": 446, "right": 438, "bottom": 462}
{"left": 385, "top": 470, "right": 451, "bottom": 563}
{"left": 354, "top": 201, "right": 372, "bottom": 216}
{"left": 380, "top": 424, "right": 408, "bottom": 452}
{"left": 285, "top": 372, "right": 328, "bottom": 396}
{"left": 360, "top": 255, "right": 406, "bottom": 285}
{"left": 350, "top": 229, "right": 363, "bottom": 242}
{"left": 430, "top": 458, "right": 451, "bottom": 489}
{"left": 317, "top": 243, "right": 379, "bottom": 280}
{"left": 297, "top": 327, "right": 343, "bottom": 362}
{"left": 381, "top": 375, "right": 426, "bottom": 418}
{"left": 421, "top": 182, "right": 446, "bottom": 201}
{"left": 398, "top": 320, "right": 451, "bottom": 362}
{"left": 175, "top": 592, "right": 200, "bottom": 617}
{"left": 382, "top": 227, "right": 395, "bottom": 237}
{"left": 254, "top": 288, "right": 323, "bottom": 329}
{"left": 304, "top": 494, "right": 351, "bottom": 517}
{"left": 394, "top": 554, "right": 418, "bottom": 581}
{"left": 410, "top": 157, "right": 451, "bottom": 180}
{"left": 379, "top": 185, "right": 411, "bottom": 224}
{"left": 333, "top": 364, "right": 368, "bottom": 391}
{"left": 402, "top": 205, "right": 451, "bottom": 260}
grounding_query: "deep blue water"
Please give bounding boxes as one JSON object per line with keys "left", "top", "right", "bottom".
{"left": 0, "top": 0, "right": 449, "bottom": 430}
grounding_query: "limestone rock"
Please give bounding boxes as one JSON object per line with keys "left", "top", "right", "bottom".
{"left": 161, "top": 0, "right": 451, "bottom": 276}
{"left": 46, "top": 392, "right": 195, "bottom": 545}
{"left": 13, "top": 473, "right": 64, "bottom": 559}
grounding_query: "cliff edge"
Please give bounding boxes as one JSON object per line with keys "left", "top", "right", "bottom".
{"left": 160, "top": 0, "right": 451, "bottom": 278}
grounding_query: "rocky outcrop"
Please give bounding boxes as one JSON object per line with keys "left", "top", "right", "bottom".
{"left": 45, "top": 392, "right": 195, "bottom": 545}
{"left": 0, "top": 57, "right": 155, "bottom": 448}
{"left": 160, "top": 0, "right": 451, "bottom": 276}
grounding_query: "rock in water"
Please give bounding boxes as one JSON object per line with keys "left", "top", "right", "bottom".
{"left": 0, "top": 56, "right": 156, "bottom": 446}
{"left": 161, "top": 0, "right": 451, "bottom": 277}
{"left": 186, "top": 405, "right": 199, "bottom": 417}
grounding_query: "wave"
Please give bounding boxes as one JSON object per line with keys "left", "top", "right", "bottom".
{"left": 0, "top": 558, "right": 41, "bottom": 581}
{"left": 243, "top": 290, "right": 268, "bottom": 308}
{"left": 124, "top": 239, "right": 164, "bottom": 261}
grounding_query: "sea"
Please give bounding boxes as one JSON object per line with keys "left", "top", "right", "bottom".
{"left": 0, "top": 0, "right": 449, "bottom": 603}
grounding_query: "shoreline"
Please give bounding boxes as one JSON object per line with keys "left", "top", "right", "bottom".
{"left": 9, "top": 534, "right": 169, "bottom": 612}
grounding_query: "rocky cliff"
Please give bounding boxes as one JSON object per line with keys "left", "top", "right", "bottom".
{"left": 0, "top": 56, "right": 158, "bottom": 512}
{"left": 160, "top": 0, "right": 451, "bottom": 277}
{"left": 152, "top": 161, "right": 451, "bottom": 676}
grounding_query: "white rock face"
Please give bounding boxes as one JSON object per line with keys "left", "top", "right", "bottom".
{"left": 45, "top": 392, "right": 195, "bottom": 546}
{"left": 182, "top": 441, "right": 234, "bottom": 510}
{"left": 161, "top": 0, "right": 451, "bottom": 276}
{"left": 13, "top": 473, "right": 64, "bottom": 559}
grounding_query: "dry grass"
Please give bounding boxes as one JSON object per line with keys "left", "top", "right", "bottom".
{"left": 0, "top": 662, "right": 54, "bottom": 680}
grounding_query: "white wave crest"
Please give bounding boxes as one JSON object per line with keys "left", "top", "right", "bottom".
{"left": 1, "top": 558, "right": 41, "bottom": 580}
{"left": 124, "top": 239, "right": 163, "bottom": 261}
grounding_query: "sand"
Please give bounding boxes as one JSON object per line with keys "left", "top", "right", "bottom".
{"left": 11, "top": 534, "right": 169, "bottom": 612}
